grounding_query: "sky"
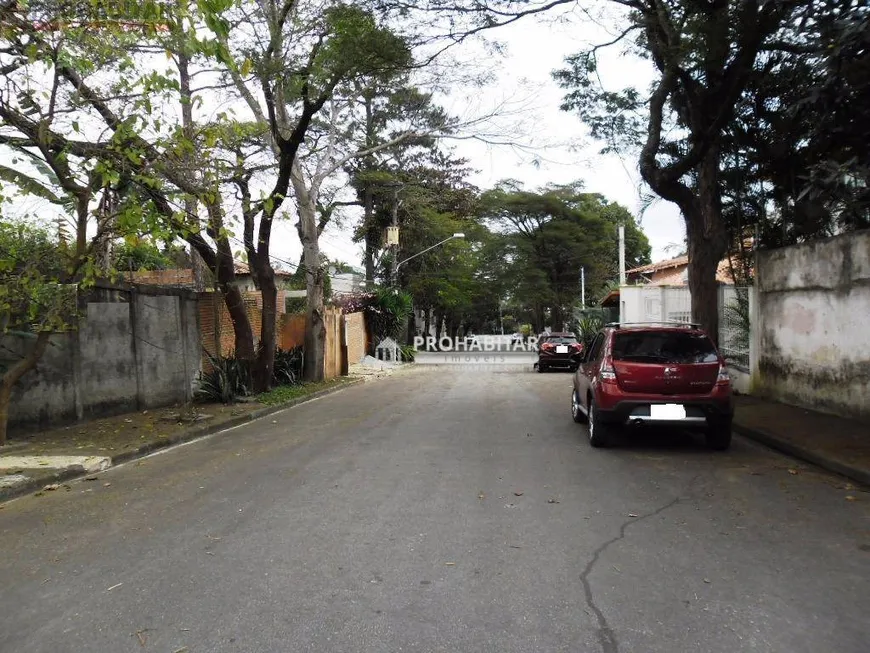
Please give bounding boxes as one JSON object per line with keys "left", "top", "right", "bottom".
{"left": 304, "top": 7, "right": 687, "bottom": 270}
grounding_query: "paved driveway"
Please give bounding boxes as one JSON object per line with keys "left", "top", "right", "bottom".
{"left": 1, "top": 367, "right": 867, "bottom": 652}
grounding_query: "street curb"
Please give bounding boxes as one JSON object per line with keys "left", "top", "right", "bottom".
{"left": 0, "top": 378, "right": 364, "bottom": 504}
{"left": 733, "top": 422, "right": 870, "bottom": 487}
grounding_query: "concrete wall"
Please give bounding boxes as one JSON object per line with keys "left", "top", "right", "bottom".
{"left": 3, "top": 282, "right": 200, "bottom": 433}
{"left": 752, "top": 230, "right": 870, "bottom": 420}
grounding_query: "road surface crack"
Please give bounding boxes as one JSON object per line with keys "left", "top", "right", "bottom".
{"left": 580, "top": 495, "right": 683, "bottom": 653}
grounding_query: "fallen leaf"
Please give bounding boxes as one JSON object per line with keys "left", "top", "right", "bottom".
{"left": 173, "top": 648, "right": 189, "bottom": 653}
{"left": 547, "top": 498, "right": 560, "bottom": 504}
{"left": 136, "top": 630, "right": 147, "bottom": 646}
{"left": 788, "top": 469, "right": 799, "bottom": 475}
{"left": 514, "top": 491, "right": 523, "bottom": 496}
{"left": 84, "top": 475, "right": 98, "bottom": 481}
{"left": 845, "top": 483, "right": 855, "bottom": 490}
{"left": 103, "top": 482, "right": 112, "bottom": 487}
{"left": 43, "top": 484, "right": 59, "bottom": 491}
{"left": 445, "top": 562, "right": 456, "bottom": 566}
{"left": 845, "top": 495, "right": 857, "bottom": 501}
{"left": 703, "top": 578, "right": 711, "bottom": 584}
{"left": 628, "top": 513, "right": 639, "bottom": 518}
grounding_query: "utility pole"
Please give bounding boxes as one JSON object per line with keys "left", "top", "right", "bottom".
{"left": 618, "top": 224, "right": 626, "bottom": 286}
{"left": 387, "top": 185, "right": 400, "bottom": 286}
{"left": 581, "top": 266, "right": 585, "bottom": 307}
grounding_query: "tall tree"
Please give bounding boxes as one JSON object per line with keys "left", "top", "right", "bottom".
{"left": 555, "top": 0, "right": 800, "bottom": 341}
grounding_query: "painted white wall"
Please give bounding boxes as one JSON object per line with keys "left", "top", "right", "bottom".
{"left": 753, "top": 230, "right": 870, "bottom": 420}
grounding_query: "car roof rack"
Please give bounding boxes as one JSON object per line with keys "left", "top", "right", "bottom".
{"left": 604, "top": 321, "right": 700, "bottom": 329}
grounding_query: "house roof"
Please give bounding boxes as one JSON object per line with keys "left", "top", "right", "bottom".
{"left": 625, "top": 255, "right": 689, "bottom": 275}
{"left": 233, "top": 261, "right": 294, "bottom": 277}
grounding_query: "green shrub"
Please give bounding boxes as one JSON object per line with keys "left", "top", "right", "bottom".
{"left": 400, "top": 343, "right": 416, "bottom": 362}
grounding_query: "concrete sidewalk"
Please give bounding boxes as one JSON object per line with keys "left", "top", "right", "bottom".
{"left": 733, "top": 395, "right": 870, "bottom": 487}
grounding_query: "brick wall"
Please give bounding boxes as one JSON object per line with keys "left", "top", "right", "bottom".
{"left": 199, "top": 290, "right": 286, "bottom": 368}
{"left": 199, "top": 297, "right": 365, "bottom": 380}
{"left": 130, "top": 269, "right": 195, "bottom": 287}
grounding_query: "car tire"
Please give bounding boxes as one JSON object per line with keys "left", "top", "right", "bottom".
{"left": 587, "top": 398, "right": 611, "bottom": 448}
{"left": 705, "top": 420, "right": 732, "bottom": 451}
{"left": 571, "top": 389, "right": 587, "bottom": 424}
{"left": 537, "top": 363, "right": 546, "bottom": 373}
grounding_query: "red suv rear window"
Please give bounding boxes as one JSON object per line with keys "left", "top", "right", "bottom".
{"left": 611, "top": 331, "right": 719, "bottom": 364}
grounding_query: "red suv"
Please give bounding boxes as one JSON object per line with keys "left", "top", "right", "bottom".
{"left": 570, "top": 323, "right": 734, "bottom": 450}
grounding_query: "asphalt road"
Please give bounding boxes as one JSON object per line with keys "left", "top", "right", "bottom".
{"left": 1, "top": 367, "right": 868, "bottom": 653}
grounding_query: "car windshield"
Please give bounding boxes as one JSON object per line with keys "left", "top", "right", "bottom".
{"left": 544, "top": 336, "right": 577, "bottom": 345}
{"left": 611, "top": 331, "right": 718, "bottom": 364}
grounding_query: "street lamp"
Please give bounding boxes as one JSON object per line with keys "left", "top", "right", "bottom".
{"left": 394, "top": 233, "right": 465, "bottom": 277}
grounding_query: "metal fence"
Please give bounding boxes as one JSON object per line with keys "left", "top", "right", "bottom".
{"left": 618, "top": 284, "right": 751, "bottom": 370}
{"left": 718, "top": 286, "right": 751, "bottom": 370}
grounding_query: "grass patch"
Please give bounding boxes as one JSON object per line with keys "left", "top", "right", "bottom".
{"left": 256, "top": 378, "right": 353, "bottom": 406}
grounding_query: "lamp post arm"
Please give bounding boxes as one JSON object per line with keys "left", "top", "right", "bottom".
{"left": 395, "top": 235, "right": 458, "bottom": 272}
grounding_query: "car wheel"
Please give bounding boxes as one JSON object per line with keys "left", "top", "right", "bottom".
{"left": 705, "top": 420, "right": 732, "bottom": 451}
{"left": 537, "top": 363, "right": 546, "bottom": 373}
{"left": 588, "top": 398, "right": 611, "bottom": 448}
{"left": 571, "top": 389, "right": 587, "bottom": 424}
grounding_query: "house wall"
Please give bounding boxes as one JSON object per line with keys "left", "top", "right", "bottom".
{"left": 752, "top": 230, "right": 870, "bottom": 420}
{"left": 3, "top": 283, "right": 200, "bottom": 433}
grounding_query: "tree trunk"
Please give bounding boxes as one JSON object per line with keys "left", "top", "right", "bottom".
{"left": 364, "top": 186, "right": 376, "bottom": 282}
{"left": 405, "top": 305, "right": 416, "bottom": 346}
{"left": 423, "top": 308, "right": 431, "bottom": 348}
{"left": 0, "top": 331, "right": 51, "bottom": 446}
{"left": 687, "top": 145, "right": 728, "bottom": 344}
{"left": 434, "top": 312, "right": 443, "bottom": 346}
{"left": 220, "top": 283, "right": 256, "bottom": 362}
{"left": 252, "top": 267, "right": 277, "bottom": 393}
{"left": 299, "top": 198, "right": 326, "bottom": 382}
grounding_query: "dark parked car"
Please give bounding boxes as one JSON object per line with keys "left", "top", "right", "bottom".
{"left": 570, "top": 322, "right": 734, "bottom": 449}
{"left": 536, "top": 332, "right": 584, "bottom": 372}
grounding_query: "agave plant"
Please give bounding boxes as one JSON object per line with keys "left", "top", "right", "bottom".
{"left": 576, "top": 315, "right": 604, "bottom": 349}
{"left": 272, "top": 345, "right": 304, "bottom": 386}
{"left": 197, "top": 351, "right": 253, "bottom": 404}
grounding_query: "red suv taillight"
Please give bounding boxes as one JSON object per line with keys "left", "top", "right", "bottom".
{"left": 716, "top": 363, "right": 730, "bottom": 386}
{"left": 599, "top": 357, "right": 617, "bottom": 384}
